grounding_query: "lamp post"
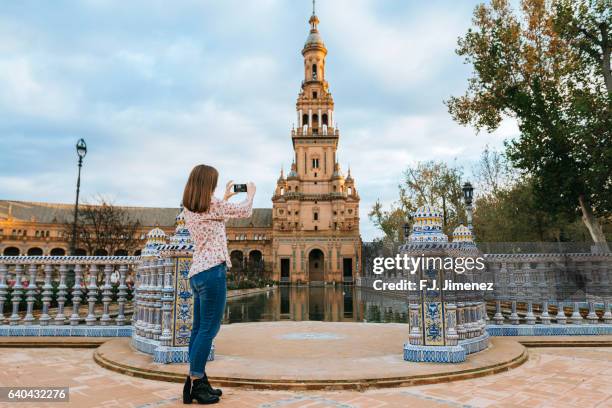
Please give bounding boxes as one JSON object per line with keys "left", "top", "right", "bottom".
{"left": 403, "top": 221, "right": 411, "bottom": 243}
{"left": 462, "top": 181, "right": 474, "bottom": 230}
{"left": 70, "top": 139, "right": 87, "bottom": 256}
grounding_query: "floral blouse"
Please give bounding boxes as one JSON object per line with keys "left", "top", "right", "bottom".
{"left": 184, "top": 196, "right": 253, "bottom": 278}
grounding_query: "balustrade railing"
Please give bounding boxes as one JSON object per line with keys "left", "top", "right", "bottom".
{"left": 488, "top": 299, "right": 612, "bottom": 325}
{"left": 0, "top": 256, "right": 138, "bottom": 327}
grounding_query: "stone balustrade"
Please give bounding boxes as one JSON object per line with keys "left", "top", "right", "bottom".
{"left": 0, "top": 256, "right": 137, "bottom": 335}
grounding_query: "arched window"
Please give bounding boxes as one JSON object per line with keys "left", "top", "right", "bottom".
{"left": 313, "top": 212, "right": 319, "bottom": 221}
{"left": 312, "top": 64, "right": 317, "bottom": 79}
{"left": 27, "top": 247, "right": 43, "bottom": 256}
{"left": 50, "top": 248, "right": 66, "bottom": 256}
{"left": 74, "top": 248, "right": 87, "bottom": 256}
{"left": 3, "top": 247, "right": 19, "bottom": 256}
{"left": 322, "top": 113, "right": 328, "bottom": 126}
{"left": 302, "top": 113, "right": 309, "bottom": 126}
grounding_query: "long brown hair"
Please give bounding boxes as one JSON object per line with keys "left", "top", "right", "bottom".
{"left": 182, "top": 164, "right": 218, "bottom": 213}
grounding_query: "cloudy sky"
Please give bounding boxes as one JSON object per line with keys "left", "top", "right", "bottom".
{"left": 0, "top": 0, "right": 518, "bottom": 240}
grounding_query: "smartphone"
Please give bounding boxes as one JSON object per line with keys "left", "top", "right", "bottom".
{"left": 233, "top": 184, "right": 248, "bottom": 193}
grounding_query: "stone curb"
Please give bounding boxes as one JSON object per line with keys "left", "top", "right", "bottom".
{"left": 92, "top": 338, "right": 529, "bottom": 391}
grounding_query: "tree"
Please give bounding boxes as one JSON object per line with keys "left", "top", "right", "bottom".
{"left": 65, "top": 197, "right": 142, "bottom": 256}
{"left": 369, "top": 161, "right": 465, "bottom": 241}
{"left": 447, "top": 0, "right": 611, "bottom": 244}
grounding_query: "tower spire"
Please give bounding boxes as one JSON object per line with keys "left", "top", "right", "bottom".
{"left": 312, "top": 0, "right": 316, "bottom": 16}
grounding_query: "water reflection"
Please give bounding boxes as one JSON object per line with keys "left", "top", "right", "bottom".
{"left": 223, "top": 285, "right": 408, "bottom": 324}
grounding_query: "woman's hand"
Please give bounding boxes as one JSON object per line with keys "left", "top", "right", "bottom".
{"left": 223, "top": 180, "right": 237, "bottom": 201}
{"left": 247, "top": 182, "right": 256, "bottom": 199}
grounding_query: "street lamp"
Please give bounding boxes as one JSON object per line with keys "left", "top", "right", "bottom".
{"left": 70, "top": 139, "right": 87, "bottom": 256}
{"left": 462, "top": 181, "right": 474, "bottom": 230}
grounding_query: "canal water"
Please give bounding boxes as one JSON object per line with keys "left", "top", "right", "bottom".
{"left": 223, "top": 285, "right": 408, "bottom": 324}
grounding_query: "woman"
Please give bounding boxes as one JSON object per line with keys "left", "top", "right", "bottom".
{"left": 181, "top": 164, "right": 255, "bottom": 405}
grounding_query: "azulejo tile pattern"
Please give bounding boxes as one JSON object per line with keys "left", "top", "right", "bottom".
{"left": 0, "top": 325, "right": 133, "bottom": 337}
{"left": 403, "top": 343, "right": 466, "bottom": 363}
{"left": 173, "top": 257, "right": 193, "bottom": 347}
{"left": 131, "top": 333, "right": 214, "bottom": 363}
{"left": 486, "top": 324, "right": 612, "bottom": 336}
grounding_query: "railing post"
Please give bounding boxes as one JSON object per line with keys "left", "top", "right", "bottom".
{"left": 116, "top": 265, "right": 128, "bottom": 325}
{"left": 23, "top": 263, "right": 38, "bottom": 325}
{"left": 70, "top": 264, "right": 83, "bottom": 326}
{"left": 509, "top": 300, "right": 519, "bottom": 325}
{"left": 0, "top": 264, "right": 7, "bottom": 325}
{"left": 493, "top": 300, "right": 504, "bottom": 324}
{"left": 100, "top": 264, "right": 113, "bottom": 326}
{"left": 86, "top": 264, "right": 99, "bottom": 325}
{"left": 556, "top": 301, "right": 567, "bottom": 324}
{"left": 408, "top": 303, "right": 422, "bottom": 345}
{"left": 39, "top": 264, "right": 53, "bottom": 325}
{"left": 525, "top": 301, "right": 536, "bottom": 325}
{"left": 445, "top": 303, "right": 459, "bottom": 345}
{"left": 9, "top": 264, "right": 24, "bottom": 325}
{"left": 153, "top": 259, "right": 163, "bottom": 340}
{"left": 540, "top": 301, "right": 551, "bottom": 325}
{"left": 55, "top": 264, "right": 68, "bottom": 325}
{"left": 570, "top": 301, "right": 583, "bottom": 324}
{"left": 456, "top": 302, "right": 466, "bottom": 340}
{"left": 160, "top": 257, "right": 174, "bottom": 346}
{"left": 604, "top": 300, "right": 612, "bottom": 324}
{"left": 586, "top": 301, "right": 599, "bottom": 324}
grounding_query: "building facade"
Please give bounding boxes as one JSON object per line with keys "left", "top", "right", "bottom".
{"left": 0, "top": 9, "right": 360, "bottom": 283}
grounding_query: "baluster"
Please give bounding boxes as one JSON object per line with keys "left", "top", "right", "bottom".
{"left": 493, "top": 300, "right": 504, "bottom": 324}
{"left": 556, "top": 301, "right": 567, "bottom": 324}
{"left": 23, "top": 264, "right": 38, "bottom": 325}
{"left": 145, "top": 261, "right": 155, "bottom": 338}
{"left": 525, "top": 301, "right": 536, "bottom": 325}
{"left": 70, "top": 264, "right": 83, "bottom": 325}
{"left": 0, "top": 264, "right": 7, "bottom": 325}
{"left": 134, "top": 262, "right": 142, "bottom": 335}
{"left": 10, "top": 264, "right": 24, "bottom": 325}
{"left": 39, "top": 264, "right": 53, "bottom": 325}
{"left": 55, "top": 265, "right": 68, "bottom": 324}
{"left": 86, "top": 265, "right": 99, "bottom": 325}
{"left": 603, "top": 300, "right": 612, "bottom": 324}
{"left": 509, "top": 300, "right": 519, "bottom": 325}
{"left": 116, "top": 265, "right": 128, "bottom": 325}
{"left": 100, "top": 264, "right": 112, "bottom": 325}
{"left": 445, "top": 303, "right": 458, "bottom": 345}
{"left": 154, "top": 259, "right": 163, "bottom": 340}
{"left": 456, "top": 302, "right": 466, "bottom": 339}
{"left": 570, "top": 301, "right": 583, "bottom": 324}
{"left": 138, "top": 261, "right": 147, "bottom": 337}
{"left": 160, "top": 258, "right": 174, "bottom": 346}
{"left": 408, "top": 303, "right": 421, "bottom": 345}
{"left": 540, "top": 301, "right": 551, "bottom": 324}
{"left": 586, "top": 301, "right": 599, "bottom": 324}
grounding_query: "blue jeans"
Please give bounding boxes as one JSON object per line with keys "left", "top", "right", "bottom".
{"left": 188, "top": 263, "right": 227, "bottom": 378}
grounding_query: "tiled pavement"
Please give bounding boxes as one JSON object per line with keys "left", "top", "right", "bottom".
{"left": 0, "top": 347, "right": 610, "bottom": 408}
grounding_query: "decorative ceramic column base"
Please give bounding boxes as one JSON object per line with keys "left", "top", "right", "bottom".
{"left": 403, "top": 343, "right": 466, "bottom": 363}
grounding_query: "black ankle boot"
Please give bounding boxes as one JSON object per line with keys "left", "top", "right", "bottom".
{"left": 191, "top": 378, "right": 220, "bottom": 405}
{"left": 183, "top": 375, "right": 193, "bottom": 404}
{"left": 201, "top": 374, "right": 223, "bottom": 397}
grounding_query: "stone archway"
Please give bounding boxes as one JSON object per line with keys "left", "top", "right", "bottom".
{"left": 248, "top": 250, "right": 263, "bottom": 275}
{"left": 3, "top": 247, "right": 20, "bottom": 256}
{"left": 230, "top": 250, "right": 244, "bottom": 271}
{"left": 27, "top": 247, "right": 43, "bottom": 256}
{"left": 308, "top": 248, "right": 325, "bottom": 282}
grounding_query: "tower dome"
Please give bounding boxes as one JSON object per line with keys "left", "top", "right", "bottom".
{"left": 452, "top": 224, "right": 474, "bottom": 243}
{"left": 141, "top": 227, "right": 167, "bottom": 257}
{"left": 408, "top": 205, "right": 448, "bottom": 242}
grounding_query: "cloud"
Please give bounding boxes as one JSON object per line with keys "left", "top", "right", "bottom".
{"left": 0, "top": 0, "right": 518, "bottom": 241}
